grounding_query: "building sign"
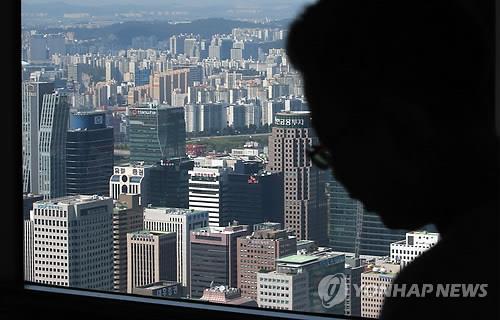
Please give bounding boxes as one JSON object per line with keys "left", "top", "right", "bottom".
{"left": 94, "top": 115, "right": 104, "bottom": 125}
{"left": 274, "top": 116, "right": 307, "bottom": 127}
{"left": 36, "top": 204, "right": 62, "bottom": 211}
{"left": 248, "top": 176, "right": 259, "bottom": 184}
{"left": 154, "top": 285, "right": 178, "bottom": 297}
{"left": 319, "top": 255, "right": 344, "bottom": 267}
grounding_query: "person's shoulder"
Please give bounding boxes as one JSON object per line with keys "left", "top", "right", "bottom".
{"left": 380, "top": 216, "right": 499, "bottom": 319}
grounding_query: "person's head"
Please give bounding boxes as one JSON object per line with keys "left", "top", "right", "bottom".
{"left": 287, "top": 0, "right": 497, "bottom": 230}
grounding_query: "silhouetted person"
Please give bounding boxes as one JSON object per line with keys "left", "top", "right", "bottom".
{"left": 286, "top": 1, "right": 498, "bottom": 319}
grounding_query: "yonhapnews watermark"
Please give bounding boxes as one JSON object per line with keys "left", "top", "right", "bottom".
{"left": 318, "top": 273, "right": 489, "bottom": 309}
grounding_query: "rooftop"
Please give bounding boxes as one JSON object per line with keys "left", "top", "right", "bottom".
{"left": 277, "top": 255, "right": 318, "bottom": 264}
{"left": 35, "top": 195, "right": 110, "bottom": 206}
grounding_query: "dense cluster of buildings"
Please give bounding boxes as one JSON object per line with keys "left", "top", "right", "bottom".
{"left": 21, "top": 26, "right": 440, "bottom": 318}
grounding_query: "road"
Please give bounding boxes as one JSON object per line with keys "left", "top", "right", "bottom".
{"left": 187, "top": 132, "right": 271, "bottom": 142}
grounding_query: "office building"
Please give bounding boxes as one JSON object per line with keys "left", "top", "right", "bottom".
{"left": 361, "top": 261, "right": 401, "bottom": 319}
{"left": 24, "top": 217, "right": 34, "bottom": 282}
{"left": 109, "top": 163, "right": 153, "bottom": 205}
{"left": 132, "top": 281, "right": 182, "bottom": 299}
{"left": 326, "top": 175, "right": 407, "bottom": 256}
{"left": 237, "top": 229, "right": 296, "bottom": 300}
{"left": 37, "top": 92, "right": 70, "bottom": 199}
{"left": 200, "top": 286, "right": 257, "bottom": 307}
{"left": 143, "top": 207, "right": 208, "bottom": 293}
{"left": 257, "top": 250, "right": 345, "bottom": 314}
{"left": 190, "top": 223, "right": 250, "bottom": 298}
{"left": 188, "top": 157, "right": 232, "bottom": 226}
{"left": 221, "top": 170, "right": 283, "bottom": 227}
{"left": 22, "top": 81, "right": 54, "bottom": 195}
{"left": 23, "top": 193, "right": 44, "bottom": 220}
{"left": 66, "top": 111, "right": 114, "bottom": 196}
{"left": 390, "top": 231, "right": 440, "bottom": 268}
{"left": 146, "top": 158, "right": 193, "bottom": 208}
{"left": 128, "top": 104, "right": 186, "bottom": 164}
{"left": 112, "top": 194, "right": 143, "bottom": 293}
{"left": 31, "top": 195, "right": 114, "bottom": 290}
{"left": 344, "top": 257, "right": 364, "bottom": 317}
{"left": 127, "top": 231, "right": 177, "bottom": 293}
{"left": 267, "top": 111, "right": 329, "bottom": 245}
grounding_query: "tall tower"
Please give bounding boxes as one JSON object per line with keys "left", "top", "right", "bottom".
{"left": 38, "top": 92, "right": 70, "bottom": 199}
{"left": 66, "top": 111, "right": 114, "bottom": 196}
{"left": 267, "top": 111, "right": 328, "bottom": 245}
{"left": 22, "top": 81, "right": 54, "bottom": 194}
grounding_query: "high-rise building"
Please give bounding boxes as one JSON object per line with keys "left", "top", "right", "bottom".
{"left": 226, "top": 104, "right": 246, "bottom": 129}
{"left": 237, "top": 229, "right": 296, "bottom": 300}
{"left": 149, "top": 69, "right": 189, "bottom": 105}
{"left": 221, "top": 170, "right": 284, "bottom": 227}
{"left": 24, "top": 217, "right": 34, "bottom": 282}
{"left": 146, "top": 158, "right": 193, "bottom": 209}
{"left": 30, "top": 195, "right": 114, "bottom": 290}
{"left": 190, "top": 223, "right": 250, "bottom": 298}
{"left": 188, "top": 157, "right": 232, "bottom": 226}
{"left": 112, "top": 194, "right": 143, "bottom": 293}
{"left": 127, "top": 231, "right": 177, "bottom": 294}
{"left": 390, "top": 231, "right": 439, "bottom": 268}
{"left": 22, "top": 81, "right": 54, "bottom": 195}
{"left": 143, "top": 207, "right": 208, "bottom": 294}
{"left": 169, "top": 36, "right": 177, "bottom": 56}
{"left": 360, "top": 261, "right": 401, "bottom": 319}
{"left": 256, "top": 250, "right": 345, "bottom": 314}
{"left": 37, "top": 92, "right": 70, "bottom": 199}
{"left": 28, "top": 34, "right": 48, "bottom": 63}
{"left": 109, "top": 163, "right": 153, "bottom": 206}
{"left": 267, "top": 111, "right": 328, "bottom": 245}
{"left": 326, "top": 174, "right": 407, "bottom": 256}
{"left": 128, "top": 104, "right": 186, "bottom": 164}
{"left": 66, "top": 111, "right": 114, "bottom": 196}
{"left": 23, "top": 193, "right": 44, "bottom": 220}
{"left": 344, "top": 256, "right": 364, "bottom": 317}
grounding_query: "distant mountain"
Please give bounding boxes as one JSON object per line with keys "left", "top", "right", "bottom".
{"left": 44, "top": 18, "right": 270, "bottom": 45}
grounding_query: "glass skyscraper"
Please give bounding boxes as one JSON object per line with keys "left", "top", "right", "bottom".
{"left": 66, "top": 111, "right": 114, "bottom": 196}
{"left": 128, "top": 104, "right": 186, "bottom": 164}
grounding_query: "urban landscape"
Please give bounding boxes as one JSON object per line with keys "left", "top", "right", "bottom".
{"left": 22, "top": 1, "right": 440, "bottom": 318}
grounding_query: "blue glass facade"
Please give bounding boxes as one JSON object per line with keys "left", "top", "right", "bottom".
{"left": 66, "top": 112, "right": 114, "bottom": 196}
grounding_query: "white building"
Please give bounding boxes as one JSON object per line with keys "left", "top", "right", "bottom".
{"left": 24, "top": 218, "right": 34, "bottom": 282}
{"left": 30, "top": 195, "right": 114, "bottom": 290}
{"left": 109, "top": 163, "right": 153, "bottom": 205}
{"left": 390, "top": 231, "right": 440, "bottom": 268}
{"left": 226, "top": 104, "right": 246, "bottom": 129}
{"left": 143, "top": 207, "right": 208, "bottom": 291}
{"left": 188, "top": 157, "right": 232, "bottom": 226}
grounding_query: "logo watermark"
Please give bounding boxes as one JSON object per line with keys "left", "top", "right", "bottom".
{"left": 318, "top": 273, "right": 489, "bottom": 309}
{"left": 317, "top": 273, "right": 346, "bottom": 308}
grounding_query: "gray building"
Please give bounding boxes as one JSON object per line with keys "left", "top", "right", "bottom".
{"left": 22, "top": 81, "right": 54, "bottom": 195}
{"left": 132, "top": 281, "right": 182, "bottom": 299}
{"left": 38, "top": 92, "right": 70, "bottom": 198}
{"left": 189, "top": 223, "right": 250, "bottom": 298}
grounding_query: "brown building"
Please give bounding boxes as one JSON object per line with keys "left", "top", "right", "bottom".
{"left": 127, "top": 230, "right": 177, "bottom": 294}
{"left": 190, "top": 223, "right": 250, "bottom": 298}
{"left": 113, "top": 194, "right": 143, "bottom": 292}
{"left": 267, "top": 111, "right": 328, "bottom": 245}
{"left": 200, "top": 285, "right": 258, "bottom": 307}
{"left": 237, "top": 229, "right": 297, "bottom": 300}
{"left": 149, "top": 68, "right": 189, "bottom": 105}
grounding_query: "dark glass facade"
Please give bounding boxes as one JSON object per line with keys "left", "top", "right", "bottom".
{"left": 66, "top": 112, "right": 114, "bottom": 196}
{"left": 146, "top": 158, "right": 194, "bottom": 208}
{"left": 128, "top": 105, "right": 186, "bottom": 165}
{"left": 221, "top": 171, "right": 284, "bottom": 228}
